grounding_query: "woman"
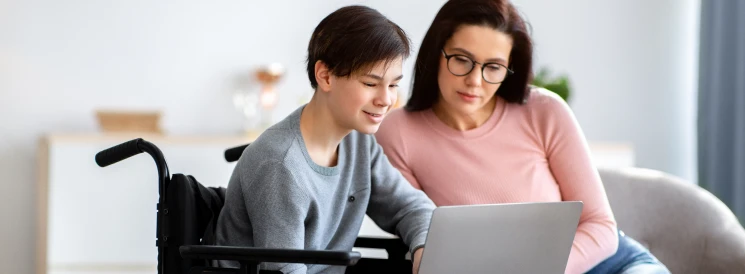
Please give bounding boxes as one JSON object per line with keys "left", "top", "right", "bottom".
{"left": 375, "top": 0, "right": 669, "bottom": 273}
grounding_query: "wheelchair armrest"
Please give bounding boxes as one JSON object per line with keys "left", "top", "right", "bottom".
{"left": 353, "top": 237, "right": 410, "bottom": 260}
{"left": 179, "top": 245, "right": 361, "bottom": 266}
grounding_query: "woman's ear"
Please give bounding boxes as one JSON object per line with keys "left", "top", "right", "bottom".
{"left": 315, "top": 60, "right": 332, "bottom": 93}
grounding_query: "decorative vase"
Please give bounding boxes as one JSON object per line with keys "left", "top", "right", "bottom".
{"left": 232, "top": 63, "right": 285, "bottom": 137}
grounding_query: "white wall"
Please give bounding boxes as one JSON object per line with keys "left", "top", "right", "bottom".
{"left": 0, "top": 0, "right": 697, "bottom": 272}
{"left": 0, "top": 0, "right": 445, "bottom": 272}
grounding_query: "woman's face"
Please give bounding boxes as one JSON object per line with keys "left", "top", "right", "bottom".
{"left": 437, "top": 25, "right": 513, "bottom": 116}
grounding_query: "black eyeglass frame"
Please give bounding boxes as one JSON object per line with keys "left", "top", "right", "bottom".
{"left": 441, "top": 49, "right": 514, "bottom": 84}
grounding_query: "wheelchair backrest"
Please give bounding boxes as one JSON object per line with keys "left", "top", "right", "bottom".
{"left": 159, "top": 173, "right": 226, "bottom": 274}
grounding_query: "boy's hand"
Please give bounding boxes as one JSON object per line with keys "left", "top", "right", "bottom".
{"left": 412, "top": 248, "right": 424, "bottom": 274}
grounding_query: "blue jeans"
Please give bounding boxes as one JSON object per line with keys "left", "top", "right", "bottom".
{"left": 585, "top": 230, "right": 670, "bottom": 274}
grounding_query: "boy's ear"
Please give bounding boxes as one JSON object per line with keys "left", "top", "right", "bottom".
{"left": 315, "top": 60, "right": 332, "bottom": 93}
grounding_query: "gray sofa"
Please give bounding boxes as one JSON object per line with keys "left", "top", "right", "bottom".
{"left": 599, "top": 167, "right": 745, "bottom": 273}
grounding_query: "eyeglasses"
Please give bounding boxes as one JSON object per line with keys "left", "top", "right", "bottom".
{"left": 442, "top": 49, "right": 514, "bottom": 84}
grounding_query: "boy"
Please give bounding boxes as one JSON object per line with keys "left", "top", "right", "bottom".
{"left": 215, "top": 5, "right": 435, "bottom": 274}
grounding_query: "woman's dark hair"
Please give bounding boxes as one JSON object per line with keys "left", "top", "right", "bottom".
{"left": 306, "top": 5, "right": 411, "bottom": 89}
{"left": 405, "top": 0, "right": 533, "bottom": 111}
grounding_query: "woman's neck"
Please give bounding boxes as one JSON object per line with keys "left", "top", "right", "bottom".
{"left": 432, "top": 96, "right": 497, "bottom": 131}
{"left": 299, "top": 96, "right": 350, "bottom": 167}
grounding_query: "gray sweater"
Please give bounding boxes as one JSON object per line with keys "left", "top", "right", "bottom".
{"left": 215, "top": 106, "right": 435, "bottom": 274}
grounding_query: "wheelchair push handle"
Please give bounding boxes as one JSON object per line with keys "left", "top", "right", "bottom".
{"left": 95, "top": 138, "right": 144, "bottom": 167}
{"left": 94, "top": 138, "right": 169, "bottom": 201}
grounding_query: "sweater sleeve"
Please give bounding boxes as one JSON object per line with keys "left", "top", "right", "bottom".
{"left": 530, "top": 90, "right": 619, "bottom": 274}
{"left": 241, "top": 160, "right": 310, "bottom": 274}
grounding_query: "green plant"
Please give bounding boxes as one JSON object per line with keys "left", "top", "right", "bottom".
{"left": 531, "top": 67, "right": 572, "bottom": 103}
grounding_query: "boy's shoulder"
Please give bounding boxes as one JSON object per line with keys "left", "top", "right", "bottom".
{"left": 239, "top": 108, "right": 304, "bottom": 168}
{"left": 245, "top": 128, "right": 297, "bottom": 163}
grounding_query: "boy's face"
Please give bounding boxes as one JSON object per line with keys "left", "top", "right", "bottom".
{"left": 327, "top": 58, "right": 403, "bottom": 134}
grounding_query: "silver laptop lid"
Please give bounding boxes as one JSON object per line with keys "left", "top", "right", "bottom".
{"left": 418, "top": 201, "right": 583, "bottom": 274}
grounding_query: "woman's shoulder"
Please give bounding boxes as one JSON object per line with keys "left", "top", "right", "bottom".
{"left": 520, "top": 87, "right": 573, "bottom": 118}
{"left": 376, "top": 107, "right": 422, "bottom": 149}
{"left": 524, "top": 87, "right": 568, "bottom": 107}
{"left": 379, "top": 107, "right": 421, "bottom": 132}
{"left": 516, "top": 87, "right": 582, "bottom": 142}
{"left": 386, "top": 107, "right": 419, "bottom": 122}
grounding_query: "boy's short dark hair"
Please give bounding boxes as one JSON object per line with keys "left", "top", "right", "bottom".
{"left": 306, "top": 5, "right": 411, "bottom": 89}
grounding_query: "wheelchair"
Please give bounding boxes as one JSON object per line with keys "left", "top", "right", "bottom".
{"left": 95, "top": 138, "right": 413, "bottom": 274}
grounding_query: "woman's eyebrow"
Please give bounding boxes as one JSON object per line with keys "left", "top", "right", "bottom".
{"left": 451, "top": 47, "right": 508, "bottom": 63}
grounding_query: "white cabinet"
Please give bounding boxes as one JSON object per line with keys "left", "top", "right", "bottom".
{"left": 37, "top": 133, "right": 633, "bottom": 274}
{"left": 39, "top": 134, "right": 251, "bottom": 274}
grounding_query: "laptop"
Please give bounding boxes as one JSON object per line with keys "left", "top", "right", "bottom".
{"left": 417, "top": 201, "right": 583, "bottom": 274}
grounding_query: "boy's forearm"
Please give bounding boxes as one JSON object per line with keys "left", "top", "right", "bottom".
{"left": 368, "top": 180, "right": 434, "bottom": 253}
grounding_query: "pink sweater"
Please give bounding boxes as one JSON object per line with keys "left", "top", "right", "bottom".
{"left": 375, "top": 88, "right": 618, "bottom": 274}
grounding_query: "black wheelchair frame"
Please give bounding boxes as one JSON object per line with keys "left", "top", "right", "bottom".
{"left": 95, "top": 138, "right": 411, "bottom": 274}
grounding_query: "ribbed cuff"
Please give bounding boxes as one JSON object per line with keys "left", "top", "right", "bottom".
{"left": 409, "top": 233, "right": 427, "bottom": 255}
{"left": 410, "top": 243, "right": 425, "bottom": 255}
